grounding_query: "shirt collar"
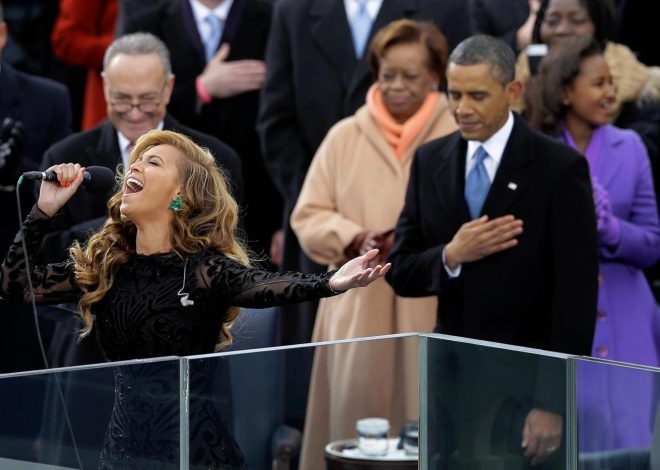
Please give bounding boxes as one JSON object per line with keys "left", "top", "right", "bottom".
{"left": 343, "top": 0, "right": 383, "bottom": 19}
{"left": 117, "top": 131, "right": 132, "bottom": 158}
{"left": 117, "top": 120, "right": 165, "bottom": 169}
{"left": 467, "top": 111, "right": 514, "bottom": 165}
{"left": 189, "top": 0, "right": 233, "bottom": 24}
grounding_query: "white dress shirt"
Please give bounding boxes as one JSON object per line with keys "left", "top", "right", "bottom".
{"left": 444, "top": 112, "right": 515, "bottom": 277}
{"left": 343, "top": 0, "right": 383, "bottom": 23}
{"left": 464, "top": 111, "right": 514, "bottom": 182}
{"left": 117, "top": 120, "right": 165, "bottom": 170}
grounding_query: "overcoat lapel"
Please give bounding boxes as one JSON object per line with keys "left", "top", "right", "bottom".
{"left": 309, "top": 0, "right": 357, "bottom": 89}
{"left": 0, "top": 65, "right": 22, "bottom": 122}
{"left": 593, "top": 126, "right": 623, "bottom": 189}
{"left": 220, "top": 0, "right": 246, "bottom": 47}
{"left": 481, "top": 117, "right": 532, "bottom": 217}
{"left": 89, "top": 121, "right": 122, "bottom": 171}
{"left": 434, "top": 134, "right": 471, "bottom": 223}
{"left": 180, "top": 0, "right": 207, "bottom": 68}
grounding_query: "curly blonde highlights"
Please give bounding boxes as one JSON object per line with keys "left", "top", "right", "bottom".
{"left": 70, "top": 130, "right": 249, "bottom": 351}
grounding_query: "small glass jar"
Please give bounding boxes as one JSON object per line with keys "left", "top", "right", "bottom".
{"left": 356, "top": 418, "right": 389, "bottom": 456}
{"left": 403, "top": 428, "right": 419, "bottom": 455}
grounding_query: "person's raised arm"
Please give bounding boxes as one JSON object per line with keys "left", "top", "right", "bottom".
{"left": 0, "top": 163, "right": 85, "bottom": 304}
{"left": 200, "top": 249, "right": 389, "bottom": 309}
{"left": 37, "top": 149, "right": 101, "bottom": 263}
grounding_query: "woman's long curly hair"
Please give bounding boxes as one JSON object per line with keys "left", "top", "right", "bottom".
{"left": 526, "top": 36, "right": 604, "bottom": 135}
{"left": 69, "top": 130, "right": 250, "bottom": 350}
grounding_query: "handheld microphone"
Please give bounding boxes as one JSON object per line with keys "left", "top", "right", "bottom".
{"left": 21, "top": 165, "right": 116, "bottom": 194}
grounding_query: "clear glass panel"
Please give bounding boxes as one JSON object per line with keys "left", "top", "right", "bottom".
{"left": 186, "top": 334, "right": 422, "bottom": 469}
{"left": 575, "top": 357, "right": 659, "bottom": 469}
{"left": 421, "top": 334, "right": 570, "bottom": 470}
{"left": 0, "top": 357, "right": 181, "bottom": 469}
{"left": 18, "top": 333, "right": 660, "bottom": 469}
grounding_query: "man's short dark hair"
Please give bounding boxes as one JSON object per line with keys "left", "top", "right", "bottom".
{"left": 448, "top": 35, "right": 516, "bottom": 86}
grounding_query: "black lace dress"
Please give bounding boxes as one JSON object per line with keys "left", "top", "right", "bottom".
{"left": 1, "top": 206, "right": 338, "bottom": 469}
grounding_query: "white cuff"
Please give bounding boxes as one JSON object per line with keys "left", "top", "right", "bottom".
{"left": 442, "top": 247, "right": 462, "bottom": 278}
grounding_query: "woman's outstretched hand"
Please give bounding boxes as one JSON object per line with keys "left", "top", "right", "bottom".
{"left": 329, "top": 249, "right": 391, "bottom": 292}
{"left": 37, "top": 163, "right": 85, "bottom": 217}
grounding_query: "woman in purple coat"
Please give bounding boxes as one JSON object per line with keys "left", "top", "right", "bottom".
{"left": 527, "top": 36, "right": 660, "bottom": 452}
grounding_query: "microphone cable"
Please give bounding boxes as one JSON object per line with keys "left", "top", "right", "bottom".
{"left": 14, "top": 176, "right": 85, "bottom": 470}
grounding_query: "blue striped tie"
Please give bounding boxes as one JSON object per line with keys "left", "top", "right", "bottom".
{"left": 204, "top": 14, "right": 222, "bottom": 62}
{"left": 350, "top": 0, "right": 371, "bottom": 58}
{"left": 465, "top": 146, "right": 491, "bottom": 219}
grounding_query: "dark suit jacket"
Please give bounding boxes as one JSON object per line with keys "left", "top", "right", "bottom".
{"left": 0, "top": 62, "right": 71, "bottom": 252}
{"left": 258, "top": 0, "right": 473, "bottom": 210}
{"left": 469, "top": 0, "right": 529, "bottom": 53}
{"left": 38, "top": 114, "right": 242, "bottom": 263}
{"left": 387, "top": 115, "right": 599, "bottom": 356}
{"left": 123, "top": 0, "right": 282, "bottom": 253}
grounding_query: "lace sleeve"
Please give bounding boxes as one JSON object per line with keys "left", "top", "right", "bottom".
{"left": 0, "top": 205, "right": 80, "bottom": 304}
{"left": 198, "top": 253, "right": 338, "bottom": 308}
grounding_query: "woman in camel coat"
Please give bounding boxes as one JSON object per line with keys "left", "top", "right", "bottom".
{"left": 291, "top": 20, "right": 457, "bottom": 468}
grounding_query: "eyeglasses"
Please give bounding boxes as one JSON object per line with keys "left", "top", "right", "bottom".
{"left": 109, "top": 100, "right": 162, "bottom": 114}
{"left": 107, "top": 81, "right": 168, "bottom": 114}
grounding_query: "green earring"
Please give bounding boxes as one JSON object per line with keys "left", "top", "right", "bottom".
{"left": 169, "top": 195, "right": 183, "bottom": 212}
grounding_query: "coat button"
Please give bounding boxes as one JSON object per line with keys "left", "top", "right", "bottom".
{"left": 597, "top": 310, "right": 607, "bottom": 321}
{"left": 596, "top": 346, "right": 609, "bottom": 358}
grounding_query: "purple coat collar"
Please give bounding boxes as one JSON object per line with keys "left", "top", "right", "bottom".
{"left": 561, "top": 124, "right": 625, "bottom": 188}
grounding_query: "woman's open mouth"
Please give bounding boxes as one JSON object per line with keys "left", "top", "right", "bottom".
{"left": 125, "top": 176, "right": 144, "bottom": 195}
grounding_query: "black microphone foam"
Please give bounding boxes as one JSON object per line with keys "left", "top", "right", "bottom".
{"left": 21, "top": 166, "right": 116, "bottom": 194}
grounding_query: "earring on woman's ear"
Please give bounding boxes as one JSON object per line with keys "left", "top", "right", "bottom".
{"left": 169, "top": 195, "right": 183, "bottom": 212}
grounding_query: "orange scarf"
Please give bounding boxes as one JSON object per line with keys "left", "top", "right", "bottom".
{"left": 366, "top": 83, "right": 440, "bottom": 160}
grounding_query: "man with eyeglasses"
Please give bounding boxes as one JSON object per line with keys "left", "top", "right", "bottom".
{"left": 38, "top": 32, "right": 242, "bottom": 266}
